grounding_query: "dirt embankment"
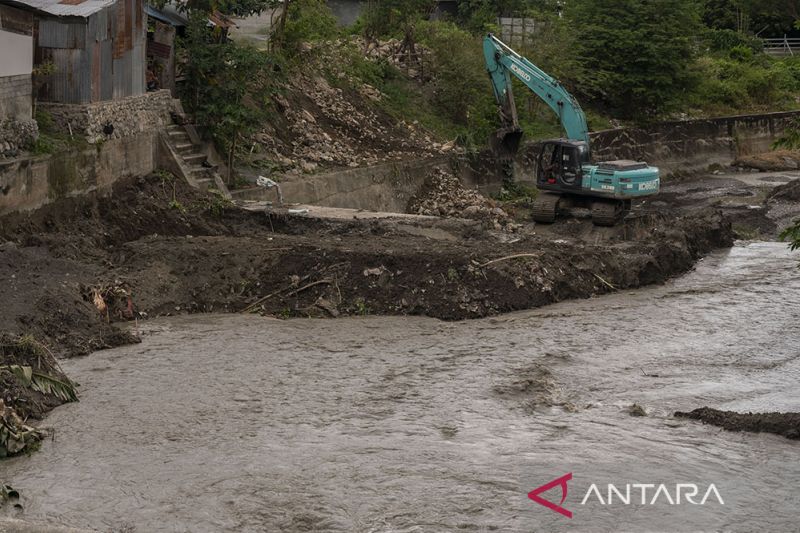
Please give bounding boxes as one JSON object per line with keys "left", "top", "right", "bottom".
{"left": 675, "top": 408, "right": 800, "bottom": 440}
{"left": 0, "top": 173, "right": 740, "bottom": 418}
{"left": 2, "top": 176, "right": 733, "bottom": 341}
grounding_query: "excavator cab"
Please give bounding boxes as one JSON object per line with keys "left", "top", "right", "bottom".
{"left": 536, "top": 140, "right": 589, "bottom": 191}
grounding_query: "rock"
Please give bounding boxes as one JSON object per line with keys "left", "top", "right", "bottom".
{"left": 629, "top": 403, "right": 647, "bottom": 417}
{"left": 314, "top": 297, "right": 339, "bottom": 317}
{"left": 462, "top": 205, "right": 483, "bottom": 218}
{"left": 363, "top": 266, "right": 388, "bottom": 277}
{"left": 302, "top": 110, "right": 316, "bottom": 124}
{"left": 781, "top": 157, "right": 799, "bottom": 169}
{"left": 300, "top": 161, "right": 318, "bottom": 173}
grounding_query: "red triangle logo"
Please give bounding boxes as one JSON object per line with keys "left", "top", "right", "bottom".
{"left": 528, "top": 472, "right": 573, "bottom": 518}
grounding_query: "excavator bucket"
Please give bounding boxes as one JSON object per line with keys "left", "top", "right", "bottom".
{"left": 491, "top": 127, "right": 524, "bottom": 158}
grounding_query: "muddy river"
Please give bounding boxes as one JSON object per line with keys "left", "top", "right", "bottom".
{"left": 3, "top": 241, "right": 799, "bottom": 532}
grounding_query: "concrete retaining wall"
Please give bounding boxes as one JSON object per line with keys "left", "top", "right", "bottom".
{"left": 235, "top": 155, "right": 454, "bottom": 212}
{"left": 0, "top": 133, "right": 157, "bottom": 215}
{"left": 515, "top": 110, "right": 800, "bottom": 178}
{"left": 590, "top": 110, "right": 800, "bottom": 173}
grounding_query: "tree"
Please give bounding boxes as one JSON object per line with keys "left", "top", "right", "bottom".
{"left": 148, "top": 0, "right": 274, "bottom": 17}
{"left": 180, "top": 15, "right": 275, "bottom": 183}
{"left": 701, "top": 0, "right": 796, "bottom": 36}
{"left": 361, "top": 0, "right": 436, "bottom": 40}
{"left": 275, "top": 0, "right": 338, "bottom": 51}
{"left": 566, "top": 0, "right": 701, "bottom": 120}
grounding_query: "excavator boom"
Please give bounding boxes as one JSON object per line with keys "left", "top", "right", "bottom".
{"left": 483, "top": 34, "right": 590, "bottom": 147}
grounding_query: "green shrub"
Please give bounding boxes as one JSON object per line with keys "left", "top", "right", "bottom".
{"left": 705, "top": 28, "right": 762, "bottom": 54}
{"left": 729, "top": 44, "right": 754, "bottom": 62}
{"left": 772, "top": 118, "right": 800, "bottom": 150}
{"left": 34, "top": 110, "right": 54, "bottom": 134}
{"left": 283, "top": 0, "right": 339, "bottom": 50}
{"left": 31, "top": 134, "right": 56, "bottom": 155}
{"left": 686, "top": 54, "right": 800, "bottom": 113}
{"left": 416, "top": 20, "right": 497, "bottom": 146}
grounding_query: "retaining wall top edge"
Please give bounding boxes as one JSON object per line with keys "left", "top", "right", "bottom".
{"left": 591, "top": 109, "right": 800, "bottom": 137}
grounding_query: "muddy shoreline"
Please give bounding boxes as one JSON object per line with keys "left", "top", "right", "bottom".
{"left": 2, "top": 176, "right": 733, "bottom": 349}
{"left": 676, "top": 408, "right": 800, "bottom": 439}
{"left": 1, "top": 171, "right": 798, "bottom": 421}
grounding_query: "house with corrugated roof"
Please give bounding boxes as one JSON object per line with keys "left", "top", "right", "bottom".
{"left": 0, "top": 0, "right": 231, "bottom": 216}
{"left": 0, "top": 0, "right": 184, "bottom": 149}
{"left": 2, "top": 0, "right": 146, "bottom": 104}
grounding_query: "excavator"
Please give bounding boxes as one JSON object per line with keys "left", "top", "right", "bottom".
{"left": 483, "top": 34, "right": 660, "bottom": 226}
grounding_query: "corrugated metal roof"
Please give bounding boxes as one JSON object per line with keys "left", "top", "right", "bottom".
{"left": 1, "top": 0, "right": 117, "bottom": 18}
{"left": 144, "top": 3, "right": 185, "bottom": 26}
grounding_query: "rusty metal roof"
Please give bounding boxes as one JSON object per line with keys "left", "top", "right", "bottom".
{"left": 0, "top": 0, "right": 116, "bottom": 18}
{"left": 207, "top": 10, "right": 234, "bottom": 29}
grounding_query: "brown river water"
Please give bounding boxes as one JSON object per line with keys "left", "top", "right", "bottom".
{"left": 2, "top": 241, "right": 799, "bottom": 532}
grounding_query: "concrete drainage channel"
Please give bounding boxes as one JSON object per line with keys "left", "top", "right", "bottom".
{"left": 230, "top": 154, "right": 455, "bottom": 212}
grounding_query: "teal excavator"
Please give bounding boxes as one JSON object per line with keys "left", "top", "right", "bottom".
{"left": 483, "top": 34, "right": 660, "bottom": 226}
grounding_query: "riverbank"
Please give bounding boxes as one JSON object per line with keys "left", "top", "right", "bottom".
{"left": 1, "top": 168, "right": 798, "bottom": 423}
{"left": 3, "top": 241, "right": 799, "bottom": 531}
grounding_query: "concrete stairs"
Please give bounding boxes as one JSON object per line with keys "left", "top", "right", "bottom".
{"left": 163, "top": 124, "right": 229, "bottom": 194}
{"left": 158, "top": 102, "right": 232, "bottom": 199}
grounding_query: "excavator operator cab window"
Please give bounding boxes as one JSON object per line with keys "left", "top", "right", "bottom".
{"left": 538, "top": 142, "right": 581, "bottom": 187}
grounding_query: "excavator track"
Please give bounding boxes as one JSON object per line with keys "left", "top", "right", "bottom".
{"left": 532, "top": 192, "right": 561, "bottom": 223}
{"left": 591, "top": 200, "right": 624, "bottom": 226}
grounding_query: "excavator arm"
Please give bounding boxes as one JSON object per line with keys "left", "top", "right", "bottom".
{"left": 483, "top": 34, "right": 590, "bottom": 153}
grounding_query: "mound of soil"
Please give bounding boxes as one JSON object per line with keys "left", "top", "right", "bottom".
{"left": 675, "top": 407, "right": 800, "bottom": 439}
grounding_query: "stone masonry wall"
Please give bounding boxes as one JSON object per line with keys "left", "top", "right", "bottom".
{"left": 38, "top": 90, "right": 174, "bottom": 144}
{"left": 0, "top": 119, "right": 38, "bottom": 159}
{"left": 0, "top": 73, "right": 37, "bottom": 158}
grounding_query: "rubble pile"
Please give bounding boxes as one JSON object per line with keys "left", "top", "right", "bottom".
{"left": 407, "top": 167, "right": 515, "bottom": 230}
{"left": 251, "top": 74, "right": 445, "bottom": 175}
{"left": 734, "top": 149, "right": 800, "bottom": 171}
